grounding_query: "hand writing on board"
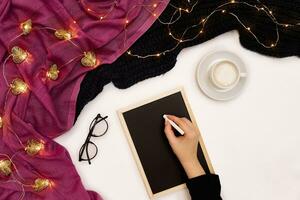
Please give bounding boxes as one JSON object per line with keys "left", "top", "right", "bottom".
{"left": 164, "top": 115, "right": 205, "bottom": 178}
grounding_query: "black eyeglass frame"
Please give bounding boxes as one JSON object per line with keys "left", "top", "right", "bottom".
{"left": 79, "top": 114, "right": 108, "bottom": 164}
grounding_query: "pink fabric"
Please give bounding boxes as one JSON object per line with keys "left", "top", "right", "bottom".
{"left": 0, "top": 0, "right": 168, "bottom": 199}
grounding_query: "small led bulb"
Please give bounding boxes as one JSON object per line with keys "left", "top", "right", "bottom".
{"left": 46, "top": 64, "right": 60, "bottom": 81}
{"left": 81, "top": 51, "right": 97, "bottom": 67}
{"left": 33, "top": 178, "right": 50, "bottom": 192}
{"left": 10, "top": 78, "right": 28, "bottom": 95}
{"left": 0, "top": 159, "right": 12, "bottom": 176}
{"left": 11, "top": 46, "right": 28, "bottom": 64}
{"left": 0, "top": 116, "right": 3, "bottom": 128}
{"left": 25, "top": 139, "right": 44, "bottom": 156}
{"left": 20, "top": 19, "right": 32, "bottom": 35}
{"left": 54, "top": 29, "right": 72, "bottom": 40}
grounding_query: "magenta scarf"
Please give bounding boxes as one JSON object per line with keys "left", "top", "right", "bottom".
{"left": 0, "top": 0, "right": 168, "bottom": 199}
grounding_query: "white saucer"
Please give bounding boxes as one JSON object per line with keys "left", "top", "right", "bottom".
{"left": 196, "top": 51, "right": 247, "bottom": 101}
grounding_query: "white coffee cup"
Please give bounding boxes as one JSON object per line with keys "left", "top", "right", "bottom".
{"left": 210, "top": 60, "right": 246, "bottom": 91}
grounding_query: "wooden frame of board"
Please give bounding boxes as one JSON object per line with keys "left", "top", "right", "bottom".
{"left": 118, "top": 87, "right": 214, "bottom": 199}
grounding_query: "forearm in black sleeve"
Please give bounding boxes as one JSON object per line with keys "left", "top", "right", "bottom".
{"left": 186, "top": 174, "right": 222, "bottom": 200}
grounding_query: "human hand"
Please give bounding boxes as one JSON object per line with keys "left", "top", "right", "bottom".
{"left": 164, "top": 115, "right": 205, "bottom": 178}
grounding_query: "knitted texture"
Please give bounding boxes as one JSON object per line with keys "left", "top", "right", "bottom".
{"left": 76, "top": 0, "right": 300, "bottom": 119}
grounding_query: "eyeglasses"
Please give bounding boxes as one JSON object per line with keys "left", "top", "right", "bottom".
{"left": 79, "top": 114, "right": 108, "bottom": 164}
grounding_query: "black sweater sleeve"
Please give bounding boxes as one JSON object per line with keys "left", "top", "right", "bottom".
{"left": 186, "top": 174, "right": 222, "bottom": 200}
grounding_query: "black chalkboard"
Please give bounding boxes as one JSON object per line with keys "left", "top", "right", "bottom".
{"left": 119, "top": 89, "right": 213, "bottom": 198}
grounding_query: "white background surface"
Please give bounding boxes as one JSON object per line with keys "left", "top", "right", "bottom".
{"left": 55, "top": 31, "right": 300, "bottom": 200}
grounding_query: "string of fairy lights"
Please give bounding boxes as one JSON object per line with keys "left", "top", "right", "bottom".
{"left": 79, "top": 0, "right": 119, "bottom": 20}
{"left": 0, "top": 18, "right": 60, "bottom": 199}
{"left": 127, "top": 0, "right": 300, "bottom": 58}
{"left": 0, "top": 1, "right": 166, "bottom": 199}
{"left": 0, "top": 0, "right": 299, "bottom": 199}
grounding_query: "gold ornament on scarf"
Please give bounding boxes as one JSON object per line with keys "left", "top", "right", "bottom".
{"left": 46, "top": 64, "right": 60, "bottom": 81}
{"left": 81, "top": 51, "right": 97, "bottom": 67}
{"left": 54, "top": 29, "right": 72, "bottom": 40}
{"left": 10, "top": 78, "right": 28, "bottom": 95}
{"left": 0, "top": 116, "right": 3, "bottom": 128}
{"left": 11, "top": 46, "right": 28, "bottom": 64}
{"left": 0, "top": 159, "right": 12, "bottom": 176}
{"left": 25, "top": 139, "right": 44, "bottom": 156}
{"left": 33, "top": 178, "right": 50, "bottom": 192}
{"left": 21, "top": 19, "right": 32, "bottom": 35}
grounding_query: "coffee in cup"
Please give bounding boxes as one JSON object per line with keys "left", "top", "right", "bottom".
{"left": 210, "top": 60, "right": 245, "bottom": 90}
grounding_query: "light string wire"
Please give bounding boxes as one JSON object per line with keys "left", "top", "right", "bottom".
{"left": 0, "top": 152, "right": 34, "bottom": 200}
{"left": 125, "top": 1, "right": 199, "bottom": 57}
{"left": 79, "top": 0, "right": 119, "bottom": 20}
{"left": 122, "top": 0, "right": 169, "bottom": 47}
{"left": 127, "top": 0, "right": 300, "bottom": 59}
{"left": 1, "top": 0, "right": 170, "bottom": 100}
{"left": 121, "top": 0, "right": 196, "bottom": 48}
{"left": 2, "top": 55, "right": 12, "bottom": 86}
{"left": 0, "top": 19, "right": 84, "bottom": 200}
{"left": 0, "top": 1, "right": 168, "bottom": 199}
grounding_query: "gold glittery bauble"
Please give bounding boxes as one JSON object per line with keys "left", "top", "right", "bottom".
{"left": 11, "top": 46, "right": 28, "bottom": 64}
{"left": 25, "top": 139, "right": 44, "bottom": 156}
{"left": 0, "top": 159, "right": 12, "bottom": 176}
{"left": 21, "top": 19, "right": 32, "bottom": 35}
{"left": 0, "top": 116, "right": 3, "bottom": 128}
{"left": 10, "top": 78, "right": 28, "bottom": 95}
{"left": 54, "top": 29, "right": 72, "bottom": 40}
{"left": 33, "top": 178, "right": 50, "bottom": 192}
{"left": 81, "top": 51, "right": 97, "bottom": 67}
{"left": 46, "top": 64, "right": 60, "bottom": 81}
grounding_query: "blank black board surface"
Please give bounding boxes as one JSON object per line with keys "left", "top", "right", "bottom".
{"left": 119, "top": 88, "right": 213, "bottom": 198}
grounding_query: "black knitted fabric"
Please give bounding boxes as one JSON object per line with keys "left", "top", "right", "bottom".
{"left": 75, "top": 0, "right": 300, "bottom": 119}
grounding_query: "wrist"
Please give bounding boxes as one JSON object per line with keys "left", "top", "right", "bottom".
{"left": 180, "top": 157, "right": 198, "bottom": 167}
{"left": 181, "top": 159, "right": 205, "bottom": 179}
